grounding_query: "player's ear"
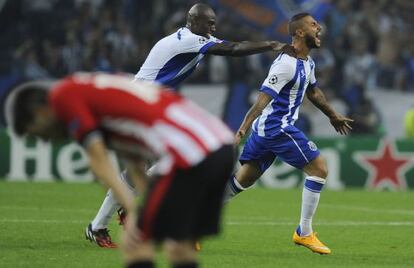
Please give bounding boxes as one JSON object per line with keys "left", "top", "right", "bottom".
{"left": 296, "top": 29, "right": 305, "bottom": 38}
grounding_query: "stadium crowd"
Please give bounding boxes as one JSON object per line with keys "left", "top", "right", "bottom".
{"left": 1, "top": 0, "right": 413, "bottom": 135}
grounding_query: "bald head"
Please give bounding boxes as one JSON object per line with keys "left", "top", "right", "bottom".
{"left": 187, "top": 3, "right": 215, "bottom": 20}
{"left": 186, "top": 3, "right": 216, "bottom": 38}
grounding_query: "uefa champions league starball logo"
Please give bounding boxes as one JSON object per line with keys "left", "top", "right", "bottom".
{"left": 199, "top": 37, "right": 208, "bottom": 44}
{"left": 268, "top": 75, "right": 278, "bottom": 84}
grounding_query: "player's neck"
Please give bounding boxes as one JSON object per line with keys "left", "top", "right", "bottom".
{"left": 292, "top": 40, "right": 310, "bottom": 60}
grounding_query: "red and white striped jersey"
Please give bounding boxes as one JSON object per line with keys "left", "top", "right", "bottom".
{"left": 50, "top": 73, "right": 234, "bottom": 174}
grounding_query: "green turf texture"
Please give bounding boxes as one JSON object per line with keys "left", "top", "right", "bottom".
{"left": 1, "top": 181, "right": 413, "bottom": 268}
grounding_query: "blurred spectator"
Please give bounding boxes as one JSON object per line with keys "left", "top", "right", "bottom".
{"left": 13, "top": 41, "right": 50, "bottom": 79}
{"left": 342, "top": 37, "right": 376, "bottom": 109}
{"left": 1, "top": 0, "right": 413, "bottom": 136}
{"left": 347, "top": 97, "right": 383, "bottom": 136}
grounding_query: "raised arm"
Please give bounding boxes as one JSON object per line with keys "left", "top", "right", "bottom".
{"left": 306, "top": 87, "right": 353, "bottom": 135}
{"left": 235, "top": 92, "right": 273, "bottom": 145}
{"left": 207, "top": 40, "right": 293, "bottom": 56}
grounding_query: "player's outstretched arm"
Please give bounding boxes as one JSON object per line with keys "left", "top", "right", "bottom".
{"left": 86, "top": 138, "right": 135, "bottom": 213}
{"left": 306, "top": 87, "right": 353, "bottom": 135}
{"left": 235, "top": 92, "right": 273, "bottom": 144}
{"left": 207, "top": 41, "right": 295, "bottom": 57}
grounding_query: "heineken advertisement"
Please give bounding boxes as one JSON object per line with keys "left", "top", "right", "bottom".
{"left": 0, "top": 130, "right": 413, "bottom": 190}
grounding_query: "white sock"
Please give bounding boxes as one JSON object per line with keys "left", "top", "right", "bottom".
{"left": 91, "top": 170, "right": 136, "bottom": 230}
{"left": 298, "top": 176, "right": 325, "bottom": 236}
{"left": 91, "top": 189, "right": 122, "bottom": 230}
{"left": 223, "top": 176, "right": 246, "bottom": 203}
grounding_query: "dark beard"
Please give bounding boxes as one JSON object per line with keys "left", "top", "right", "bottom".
{"left": 305, "top": 33, "right": 318, "bottom": 49}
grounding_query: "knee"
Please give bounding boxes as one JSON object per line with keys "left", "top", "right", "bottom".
{"left": 305, "top": 157, "right": 328, "bottom": 179}
{"left": 315, "top": 158, "right": 328, "bottom": 178}
{"left": 317, "top": 165, "right": 328, "bottom": 179}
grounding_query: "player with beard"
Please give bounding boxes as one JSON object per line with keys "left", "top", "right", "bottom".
{"left": 223, "top": 13, "right": 353, "bottom": 254}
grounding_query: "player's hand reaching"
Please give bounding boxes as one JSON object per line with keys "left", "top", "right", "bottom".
{"left": 330, "top": 114, "right": 353, "bottom": 135}
{"left": 270, "top": 42, "right": 297, "bottom": 57}
{"left": 280, "top": 44, "right": 297, "bottom": 58}
{"left": 235, "top": 129, "right": 246, "bottom": 146}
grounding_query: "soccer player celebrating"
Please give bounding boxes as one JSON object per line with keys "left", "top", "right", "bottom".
{"left": 224, "top": 13, "right": 353, "bottom": 254}
{"left": 86, "top": 2, "right": 295, "bottom": 248}
{"left": 5, "top": 73, "right": 235, "bottom": 268}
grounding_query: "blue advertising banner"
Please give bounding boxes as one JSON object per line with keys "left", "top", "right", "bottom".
{"left": 209, "top": 0, "right": 332, "bottom": 41}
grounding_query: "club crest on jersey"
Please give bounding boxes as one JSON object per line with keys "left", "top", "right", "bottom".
{"left": 268, "top": 75, "right": 278, "bottom": 84}
{"left": 308, "top": 141, "right": 318, "bottom": 151}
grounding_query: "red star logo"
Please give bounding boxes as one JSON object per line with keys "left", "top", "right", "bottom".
{"left": 354, "top": 140, "right": 413, "bottom": 190}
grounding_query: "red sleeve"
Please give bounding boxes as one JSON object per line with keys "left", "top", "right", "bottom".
{"left": 49, "top": 79, "right": 101, "bottom": 146}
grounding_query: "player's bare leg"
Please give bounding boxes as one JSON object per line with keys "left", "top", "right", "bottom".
{"left": 123, "top": 239, "right": 156, "bottom": 267}
{"left": 165, "top": 240, "right": 198, "bottom": 267}
{"left": 293, "top": 155, "right": 331, "bottom": 254}
{"left": 223, "top": 161, "right": 263, "bottom": 203}
{"left": 122, "top": 211, "right": 156, "bottom": 267}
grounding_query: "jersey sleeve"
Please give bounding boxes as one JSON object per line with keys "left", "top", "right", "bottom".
{"left": 308, "top": 59, "right": 317, "bottom": 90}
{"left": 50, "top": 80, "right": 102, "bottom": 147}
{"left": 260, "top": 57, "right": 295, "bottom": 99}
{"left": 178, "top": 29, "right": 226, "bottom": 54}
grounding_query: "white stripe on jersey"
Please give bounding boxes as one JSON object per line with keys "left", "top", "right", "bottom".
{"left": 175, "top": 54, "right": 204, "bottom": 78}
{"left": 102, "top": 117, "right": 207, "bottom": 170}
{"left": 291, "top": 62, "right": 311, "bottom": 124}
{"left": 257, "top": 100, "right": 274, "bottom": 137}
{"left": 101, "top": 118, "right": 167, "bottom": 156}
{"left": 154, "top": 123, "right": 206, "bottom": 165}
{"left": 173, "top": 100, "right": 234, "bottom": 144}
{"left": 281, "top": 86, "right": 299, "bottom": 128}
{"left": 166, "top": 104, "right": 222, "bottom": 151}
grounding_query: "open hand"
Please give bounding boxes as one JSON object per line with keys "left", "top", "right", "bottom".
{"left": 330, "top": 115, "right": 353, "bottom": 135}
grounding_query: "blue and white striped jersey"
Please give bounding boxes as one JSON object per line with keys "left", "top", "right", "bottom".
{"left": 252, "top": 53, "right": 317, "bottom": 137}
{"left": 135, "top": 27, "right": 225, "bottom": 88}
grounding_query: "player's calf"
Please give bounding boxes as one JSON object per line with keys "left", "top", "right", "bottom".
{"left": 223, "top": 161, "right": 262, "bottom": 203}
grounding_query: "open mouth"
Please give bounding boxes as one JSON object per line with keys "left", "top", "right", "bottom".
{"left": 315, "top": 31, "right": 321, "bottom": 45}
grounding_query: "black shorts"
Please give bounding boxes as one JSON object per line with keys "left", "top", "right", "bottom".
{"left": 137, "top": 145, "right": 235, "bottom": 242}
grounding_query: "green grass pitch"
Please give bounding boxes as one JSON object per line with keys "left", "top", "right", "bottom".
{"left": 1, "top": 181, "right": 413, "bottom": 268}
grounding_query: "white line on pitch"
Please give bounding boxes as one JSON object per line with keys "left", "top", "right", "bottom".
{"left": 0, "top": 205, "right": 95, "bottom": 214}
{"left": 2, "top": 204, "right": 414, "bottom": 217}
{"left": 0, "top": 219, "right": 86, "bottom": 224}
{"left": 320, "top": 204, "right": 414, "bottom": 216}
{"left": 1, "top": 218, "right": 414, "bottom": 226}
{"left": 226, "top": 221, "right": 414, "bottom": 226}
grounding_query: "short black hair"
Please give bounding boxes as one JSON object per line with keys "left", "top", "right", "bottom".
{"left": 288, "top": 12, "right": 311, "bottom": 36}
{"left": 5, "top": 82, "right": 50, "bottom": 136}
